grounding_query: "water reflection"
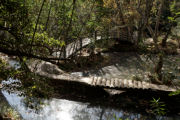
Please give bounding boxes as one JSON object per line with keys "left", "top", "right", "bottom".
{"left": 2, "top": 89, "right": 180, "bottom": 120}
{"left": 1, "top": 90, "right": 144, "bottom": 120}
{"left": 8, "top": 59, "right": 21, "bottom": 70}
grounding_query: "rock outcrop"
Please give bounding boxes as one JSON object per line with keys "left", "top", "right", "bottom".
{"left": 27, "top": 60, "right": 179, "bottom": 92}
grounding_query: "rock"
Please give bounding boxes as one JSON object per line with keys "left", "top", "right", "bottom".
{"left": 167, "top": 39, "right": 179, "bottom": 48}
{"left": 177, "top": 49, "right": 180, "bottom": 54}
{"left": 71, "top": 72, "right": 83, "bottom": 77}
{"left": 41, "top": 62, "right": 63, "bottom": 75}
{"left": 104, "top": 88, "right": 125, "bottom": 95}
{"left": 27, "top": 53, "right": 179, "bottom": 92}
{"left": 144, "top": 38, "right": 154, "bottom": 45}
{"left": 28, "top": 60, "right": 64, "bottom": 75}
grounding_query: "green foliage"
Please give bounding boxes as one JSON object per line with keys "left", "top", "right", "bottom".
{"left": 0, "top": 106, "right": 21, "bottom": 120}
{"left": 169, "top": 90, "right": 180, "bottom": 96}
{"left": 161, "top": 71, "right": 176, "bottom": 85}
{"left": 149, "top": 73, "right": 160, "bottom": 84}
{"left": 27, "top": 32, "right": 64, "bottom": 47}
{"left": 0, "top": 57, "right": 54, "bottom": 111}
{"left": 113, "top": 114, "right": 130, "bottom": 120}
{"left": 0, "top": 0, "right": 108, "bottom": 58}
{"left": 132, "top": 75, "right": 142, "bottom": 81}
{"left": 150, "top": 98, "right": 166, "bottom": 116}
{"left": 113, "top": 114, "right": 123, "bottom": 120}
{"left": 149, "top": 71, "right": 176, "bottom": 85}
{"left": 167, "top": 0, "right": 180, "bottom": 26}
{"left": 0, "top": 0, "right": 29, "bottom": 25}
{"left": 0, "top": 58, "right": 21, "bottom": 81}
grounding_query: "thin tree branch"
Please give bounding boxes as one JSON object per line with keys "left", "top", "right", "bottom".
{"left": 30, "top": 0, "right": 46, "bottom": 53}
{"left": 44, "top": 1, "right": 52, "bottom": 31}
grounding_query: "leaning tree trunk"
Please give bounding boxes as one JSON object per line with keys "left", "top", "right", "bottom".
{"left": 162, "top": 28, "right": 171, "bottom": 47}
{"left": 155, "top": 53, "right": 163, "bottom": 83}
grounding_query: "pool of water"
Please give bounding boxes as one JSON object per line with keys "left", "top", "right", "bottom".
{"left": 1, "top": 90, "right": 142, "bottom": 120}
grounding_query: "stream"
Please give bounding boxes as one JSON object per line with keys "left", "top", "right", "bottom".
{"left": 0, "top": 58, "right": 180, "bottom": 120}
{"left": 1, "top": 89, "right": 148, "bottom": 120}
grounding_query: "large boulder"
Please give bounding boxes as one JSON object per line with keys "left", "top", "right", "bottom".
{"left": 28, "top": 60, "right": 64, "bottom": 76}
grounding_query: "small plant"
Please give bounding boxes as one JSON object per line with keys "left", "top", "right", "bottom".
{"left": 5, "top": 108, "right": 21, "bottom": 120}
{"left": 149, "top": 71, "right": 176, "bottom": 85}
{"left": 113, "top": 114, "right": 130, "bottom": 120}
{"left": 161, "top": 71, "right": 176, "bottom": 85}
{"left": 150, "top": 98, "right": 166, "bottom": 116}
{"left": 0, "top": 106, "right": 21, "bottom": 120}
{"left": 169, "top": 90, "right": 180, "bottom": 96}
{"left": 132, "top": 75, "right": 142, "bottom": 81}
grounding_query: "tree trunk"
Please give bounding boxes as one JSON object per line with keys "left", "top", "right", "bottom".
{"left": 155, "top": 54, "right": 163, "bottom": 82}
{"left": 162, "top": 28, "right": 171, "bottom": 47}
{"left": 137, "top": 25, "right": 142, "bottom": 46}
